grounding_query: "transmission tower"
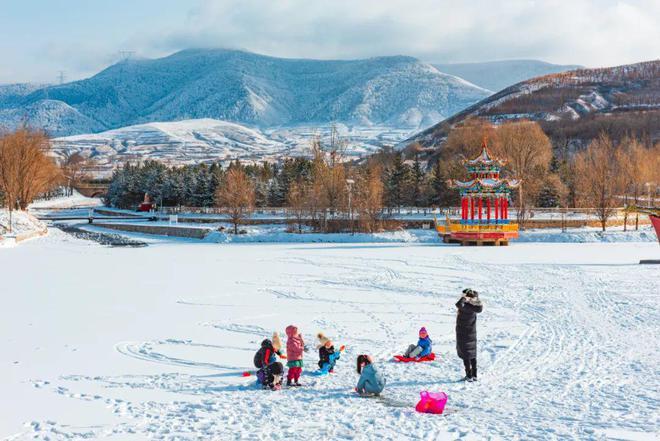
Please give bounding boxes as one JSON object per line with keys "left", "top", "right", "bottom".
{"left": 118, "top": 50, "right": 135, "bottom": 62}
{"left": 57, "top": 70, "right": 66, "bottom": 85}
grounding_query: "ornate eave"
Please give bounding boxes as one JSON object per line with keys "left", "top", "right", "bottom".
{"left": 449, "top": 178, "right": 520, "bottom": 191}
{"left": 462, "top": 141, "right": 507, "bottom": 167}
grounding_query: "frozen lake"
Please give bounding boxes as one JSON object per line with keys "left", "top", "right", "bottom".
{"left": 1, "top": 230, "right": 658, "bottom": 440}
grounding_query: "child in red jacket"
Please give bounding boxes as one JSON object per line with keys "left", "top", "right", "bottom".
{"left": 285, "top": 325, "right": 304, "bottom": 386}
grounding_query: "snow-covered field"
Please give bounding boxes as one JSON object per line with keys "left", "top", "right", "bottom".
{"left": 1, "top": 230, "right": 659, "bottom": 440}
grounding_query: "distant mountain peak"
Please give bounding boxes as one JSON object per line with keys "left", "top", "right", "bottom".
{"left": 0, "top": 50, "right": 490, "bottom": 137}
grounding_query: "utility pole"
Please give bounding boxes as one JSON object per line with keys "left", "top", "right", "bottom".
{"left": 57, "top": 71, "right": 66, "bottom": 85}
{"left": 346, "top": 178, "right": 355, "bottom": 235}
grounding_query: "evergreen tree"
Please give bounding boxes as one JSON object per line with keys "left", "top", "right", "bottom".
{"left": 410, "top": 154, "right": 425, "bottom": 206}
{"left": 431, "top": 159, "right": 456, "bottom": 208}
{"left": 385, "top": 153, "right": 412, "bottom": 209}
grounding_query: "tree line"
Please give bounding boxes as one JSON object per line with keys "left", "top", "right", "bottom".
{"left": 104, "top": 120, "right": 659, "bottom": 233}
{"left": 433, "top": 118, "right": 659, "bottom": 231}
{"left": 1, "top": 122, "right": 657, "bottom": 235}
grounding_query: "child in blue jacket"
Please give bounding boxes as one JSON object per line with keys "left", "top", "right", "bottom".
{"left": 403, "top": 327, "right": 432, "bottom": 359}
{"left": 356, "top": 354, "right": 386, "bottom": 396}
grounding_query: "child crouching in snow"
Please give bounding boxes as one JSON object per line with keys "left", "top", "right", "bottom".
{"left": 285, "top": 325, "right": 304, "bottom": 386}
{"left": 254, "top": 337, "right": 285, "bottom": 390}
{"left": 403, "top": 327, "right": 433, "bottom": 359}
{"left": 317, "top": 333, "right": 342, "bottom": 373}
{"left": 356, "top": 354, "right": 386, "bottom": 396}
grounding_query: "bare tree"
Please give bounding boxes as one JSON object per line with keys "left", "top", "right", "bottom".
{"left": 286, "top": 178, "right": 309, "bottom": 233}
{"left": 493, "top": 121, "right": 553, "bottom": 229}
{"left": 574, "top": 133, "right": 621, "bottom": 231}
{"left": 354, "top": 163, "right": 384, "bottom": 233}
{"left": 308, "top": 128, "right": 348, "bottom": 232}
{"left": 61, "top": 152, "right": 91, "bottom": 196}
{"left": 215, "top": 166, "right": 255, "bottom": 234}
{"left": 0, "top": 128, "right": 61, "bottom": 231}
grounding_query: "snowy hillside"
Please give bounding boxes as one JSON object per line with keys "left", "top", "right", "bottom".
{"left": 1, "top": 49, "right": 491, "bottom": 136}
{"left": 408, "top": 59, "right": 660, "bottom": 148}
{"left": 52, "top": 119, "right": 417, "bottom": 171}
{"left": 433, "top": 60, "right": 580, "bottom": 92}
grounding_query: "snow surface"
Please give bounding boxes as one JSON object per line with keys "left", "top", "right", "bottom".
{"left": 1, "top": 229, "right": 658, "bottom": 440}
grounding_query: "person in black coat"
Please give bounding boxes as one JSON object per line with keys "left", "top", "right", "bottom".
{"left": 456, "top": 288, "right": 483, "bottom": 381}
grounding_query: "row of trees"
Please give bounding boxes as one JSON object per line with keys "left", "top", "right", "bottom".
{"left": 0, "top": 128, "right": 61, "bottom": 232}
{"left": 574, "top": 133, "right": 659, "bottom": 230}
{"left": 101, "top": 119, "right": 660, "bottom": 234}
{"left": 432, "top": 118, "right": 659, "bottom": 230}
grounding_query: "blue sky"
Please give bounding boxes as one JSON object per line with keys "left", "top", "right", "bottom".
{"left": 1, "top": 0, "right": 658, "bottom": 84}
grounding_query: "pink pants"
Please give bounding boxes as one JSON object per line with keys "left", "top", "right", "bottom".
{"left": 287, "top": 366, "right": 302, "bottom": 381}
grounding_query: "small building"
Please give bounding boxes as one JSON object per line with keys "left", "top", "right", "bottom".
{"left": 436, "top": 141, "right": 520, "bottom": 246}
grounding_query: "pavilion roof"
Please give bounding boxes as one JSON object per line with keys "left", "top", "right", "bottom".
{"left": 449, "top": 178, "right": 521, "bottom": 190}
{"left": 463, "top": 140, "right": 506, "bottom": 167}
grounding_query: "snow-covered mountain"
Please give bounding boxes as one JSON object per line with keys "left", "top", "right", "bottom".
{"left": 432, "top": 60, "right": 581, "bottom": 92}
{"left": 51, "top": 119, "right": 416, "bottom": 174}
{"left": 1, "top": 49, "right": 490, "bottom": 137}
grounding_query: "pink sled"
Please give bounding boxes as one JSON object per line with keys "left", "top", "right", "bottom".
{"left": 415, "top": 391, "right": 447, "bottom": 415}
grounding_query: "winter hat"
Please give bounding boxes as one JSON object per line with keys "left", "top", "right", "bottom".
{"left": 463, "top": 288, "right": 479, "bottom": 298}
{"left": 317, "top": 332, "right": 332, "bottom": 348}
{"left": 272, "top": 332, "right": 282, "bottom": 351}
{"left": 285, "top": 325, "right": 298, "bottom": 338}
{"left": 419, "top": 327, "right": 428, "bottom": 335}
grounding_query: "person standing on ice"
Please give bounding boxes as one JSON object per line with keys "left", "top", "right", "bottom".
{"left": 355, "top": 354, "right": 386, "bottom": 396}
{"left": 456, "top": 289, "right": 483, "bottom": 382}
{"left": 285, "top": 325, "right": 304, "bottom": 387}
{"left": 403, "top": 327, "right": 433, "bottom": 359}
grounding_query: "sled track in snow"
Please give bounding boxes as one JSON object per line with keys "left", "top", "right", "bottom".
{"left": 22, "top": 244, "right": 660, "bottom": 440}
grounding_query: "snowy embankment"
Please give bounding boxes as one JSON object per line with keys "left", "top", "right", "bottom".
{"left": 1, "top": 232, "right": 658, "bottom": 439}
{"left": 84, "top": 222, "right": 657, "bottom": 245}
{"left": 1, "top": 192, "right": 102, "bottom": 247}
{"left": 29, "top": 190, "right": 103, "bottom": 210}
{"left": 207, "top": 225, "right": 657, "bottom": 244}
{"left": 0, "top": 210, "right": 47, "bottom": 246}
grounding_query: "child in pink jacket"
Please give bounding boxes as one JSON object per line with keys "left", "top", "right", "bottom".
{"left": 285, "top": 325, "right": 305, "bottom": 386}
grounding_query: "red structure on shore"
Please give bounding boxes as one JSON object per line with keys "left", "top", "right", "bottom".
{"left": 436, "top": 141, "right": 520, "bottom": 246}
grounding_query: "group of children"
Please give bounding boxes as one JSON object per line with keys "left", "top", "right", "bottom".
{"left": 253, "top": 325, "right": 434, "bottom": 395}
{"left": 252, "top": 289, "right": 483, "bottom": 394}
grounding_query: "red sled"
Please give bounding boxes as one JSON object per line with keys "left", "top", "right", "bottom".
{"left": 393, "top": 353, "right": 436, "bottom": 363}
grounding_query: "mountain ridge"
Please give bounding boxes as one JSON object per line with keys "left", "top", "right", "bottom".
{"left": 0, "top": 49, "right": 491, "bottom": 136}
{"left": 406, "top": 59, "right": 660, "bottom": 151}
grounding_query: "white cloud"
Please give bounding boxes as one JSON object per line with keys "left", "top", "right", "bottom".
{"left": 2, "top": 0, "right": 658, "bottom": 83}
{"left": 143, "top": 0, "right": 660, "bottom": 67}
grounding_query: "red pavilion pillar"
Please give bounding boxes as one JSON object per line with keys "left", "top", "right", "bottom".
{"left": 470, "top": 197, "right": 475, "bottom": 221}
{"left": 494, "top": 197, "right": 499, "bottom": 221}
{"left": 487, "top": 198, "right": 491, "bottom": 223}
{"left": 478, "top": 198, "right": 483, "bottom": 222}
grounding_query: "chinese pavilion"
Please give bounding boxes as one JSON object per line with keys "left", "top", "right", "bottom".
{"left": 436, "top": 140, "right": 520, "bottom": 246}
